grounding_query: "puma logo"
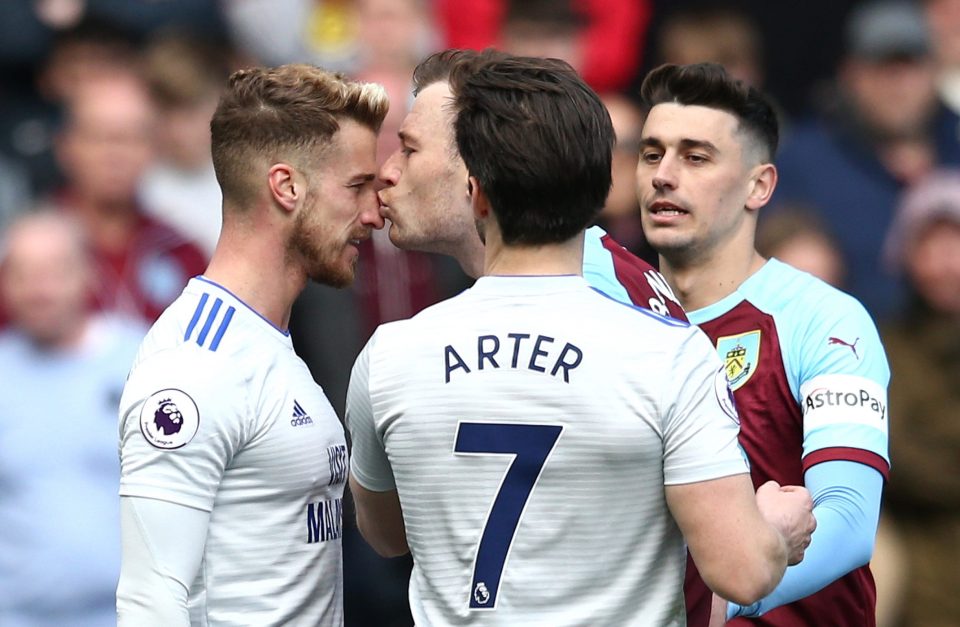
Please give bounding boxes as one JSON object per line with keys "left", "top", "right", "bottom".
{"left": 828, "top": 337, "right": 860, "bottom": 359}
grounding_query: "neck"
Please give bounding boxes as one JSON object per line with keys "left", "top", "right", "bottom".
{"left": 455, "top": 234, "right": 486, "bottom": 279}
{"left": 659, "top": 233, "right": 766, "bottom": 312}
{"left": 484, "top": 232, "right": 584, "bottom": 277}
{"left": 203, "top": 210, "right": 304, "bottom": 330}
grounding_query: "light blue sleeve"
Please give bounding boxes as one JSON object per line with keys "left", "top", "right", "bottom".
{"left": 727, "top": 459, "right": 883, "bottom": 619}
{"left": 345, "top": 332, "right": 397, "bottom": 492}
{"left": 581, "top": 226, "right": 632, "bottom": 305}
{"left": 760, "top": 265, "right": 890, "bottom": 466}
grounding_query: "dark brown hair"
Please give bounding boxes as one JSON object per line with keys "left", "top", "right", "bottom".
{"left": 448, "top": 50, "right": 614, "bottom": 245}
{"left": 640, "top": 62, "right": 778, "bottom": 161}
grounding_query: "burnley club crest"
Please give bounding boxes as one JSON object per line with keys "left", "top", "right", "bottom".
{"left": 716, "top": 330, "right": 761, "bottom": 391}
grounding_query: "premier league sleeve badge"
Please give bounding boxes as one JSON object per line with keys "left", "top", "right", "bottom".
{"left": 140, "top": 388, "right": 200, "bottom": 449}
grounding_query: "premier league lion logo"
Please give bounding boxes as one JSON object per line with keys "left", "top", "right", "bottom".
{"left": 139, "top": 388, "right": 199, "bottom": 449}
{"left": 154, "top": 398, "right": 184, "bottom": 435}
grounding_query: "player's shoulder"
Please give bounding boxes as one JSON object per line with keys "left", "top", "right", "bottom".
{"left": 747, "top": 259, "right": 875, "bottom": 327}
{"left": 150, "top": 276, "right": 291, "bottom": 359}
{"left": 127, "top": 338, "right": 237, "bottom": 394}
{"left": 587, "top": 284, "right": 690, "bottom": 330}
{"left": 747, "top": 260, "right": 887, "bottom": 376}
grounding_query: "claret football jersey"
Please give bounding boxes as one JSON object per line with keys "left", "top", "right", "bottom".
{"left": 684, "top": 258, "right": 890, "bottom": 627}
{"left": 582, "top": 225, "right": 686, "bottom": 320}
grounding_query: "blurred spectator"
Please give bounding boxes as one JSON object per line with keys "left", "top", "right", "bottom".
{"left": 756, "top": 206, "right": 847, "bottom": 288}
{"left": 596, "top": 93, "right": 656, "bottom": 265}
{"left": 654, "top": 2, "right": 765, "bottom": 87}
{"left": 772, "top": 0, "right": 960, "bottom": 319}
{"left": 436, "top": 0, "right": 651, "bottom": 92}
{"left": 0, "top": 0, "right": 226, "bottom": 197}
{"left": 0, "top": 15, "right": 139, "bottom": 198}
{"left": 355, "top": 0, "right": 438, "bottom": 160}
{"left": 222, "top": 0, "right": 361, "bottom": 72}
{"left": 500, "top": 0, "right": 585, "bottom": 71}
{"left": 40, "top": 70, "right": 206, "bottom": 323}
{"left": 880, "top": 169, "right": 960, "bottom": 627}
{"left": 0, "top": 154, "right": 32, "bottom": 231}
{"left": 926, "top": 0, "right": 960, "bottom": 114}
{"left": 140, "top": 31, "right": 233, "bottom": 255}
{"left": 0, "top": 210, "right": 145, "bottom": 627}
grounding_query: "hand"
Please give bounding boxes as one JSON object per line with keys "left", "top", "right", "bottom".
{"left": 708, "top": 593, "right": 728, "bottom": 627}
{"left": 755, "top": 481, "right": 816, "bottom": 565}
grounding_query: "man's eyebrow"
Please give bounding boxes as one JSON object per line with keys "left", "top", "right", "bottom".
{"left": 638, "top": 136, "right": 719, "bottom": 155}
{"left": 638, "top": 137, "right": 664, "bottom": 150}
{"left": 678, "top": 138, "right": 719, "bottom": 154}
{"left": 348, "top": 173, "right": 376, "bottom": 184}
{"left": 397, "top": 129, "right": 417, "bottom": 145}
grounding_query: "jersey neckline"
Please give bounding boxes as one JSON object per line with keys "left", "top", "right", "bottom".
{"left": 192, "top": 276, "right": 293, "bottom": 339}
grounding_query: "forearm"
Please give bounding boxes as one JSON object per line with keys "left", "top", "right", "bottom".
{"left": 349, "top": 475, "right": 409, "bottom": 558}
{"left": 668, "top": 475, "right": 788, "bottom": 606}
{"left": 719, "top": 524, "right": 788, "bottom": 606}
{"left": 117, "top": 497, "right": 209, "bottom": 626}
{"left": 728, "top": 461, "right": 882, "bottom": 618}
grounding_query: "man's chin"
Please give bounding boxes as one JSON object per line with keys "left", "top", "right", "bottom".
{"left": 387, "top": 223, "right": 411, "bottom": 248}
{"left": 308, "top": 261, "right": 354, "bottom": 289}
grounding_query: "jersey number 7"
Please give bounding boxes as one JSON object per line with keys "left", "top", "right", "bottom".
{"left": 454, "top": 422, "right": 564, "bottom": 610}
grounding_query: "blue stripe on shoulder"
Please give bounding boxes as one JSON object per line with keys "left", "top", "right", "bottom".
{"left": 196, "top": 297, "right": 223, "bottom": 347}
{"left": 184, "top": 292, "right": 210, "bottom": 342}
{"left": 589, "top": 286, "right": 689, "bottom": 327}
{"left": 208, "top": 305, "right": 235, "bottom": 352}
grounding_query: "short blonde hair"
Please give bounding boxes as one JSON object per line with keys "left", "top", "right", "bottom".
{"left": 210, "top": 63, "right": 388, "bottom": 206}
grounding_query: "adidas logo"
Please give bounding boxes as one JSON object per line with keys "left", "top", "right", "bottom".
{"left": 291, "top": 400, "right": 314, "bottom": 427}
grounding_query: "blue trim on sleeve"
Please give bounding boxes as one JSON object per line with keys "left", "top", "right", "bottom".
{"left": 804, "top": 424, "right": 890, "bottom": 465}
{"left": 588, "top": 287, "right": 689, "bottom": 327}
{"left": 728, "top": 459, "right": 883, "bottom": 618}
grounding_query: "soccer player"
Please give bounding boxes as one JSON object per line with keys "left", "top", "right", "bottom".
{"left": 635, "top": 63, "right": 889, "bottom": 626}
{"left": 116, "top": 64, "right": 387, "bottom": 625}
{"left": 346, "top": 50, "right": 815, "bottom": 626}
{"left": 378, "top": 48, "right": 685, "bottom": 319}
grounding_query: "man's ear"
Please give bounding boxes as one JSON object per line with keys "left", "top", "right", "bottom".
{"left": 267, "top": 163, "right": 300, "bottom": 213}
{"left": 745, "top": 163, "right": 777, "bottom": 212}
{"left": 468, "top": 175, "right": 491, "bottom": 221}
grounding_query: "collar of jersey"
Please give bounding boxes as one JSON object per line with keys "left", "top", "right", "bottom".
{"left": 192, "top": 275, "right": 293, "bottom": 340}
{"left": 685, "top": 259, "right": 778, "bottom": 325}
{"left": 472, "top": 274, "right": 588, "bottom": 295}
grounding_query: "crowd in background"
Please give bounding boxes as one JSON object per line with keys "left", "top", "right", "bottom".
{"left": 0, "top": 1, "right": 956, "bottom": 626}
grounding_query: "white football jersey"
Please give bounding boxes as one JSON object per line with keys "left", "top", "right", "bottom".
{"left": 119, "top": 277, "right": 348, "bottom": 626}
{"left": 347, "top": 276, "right": 747, "bottom": 626}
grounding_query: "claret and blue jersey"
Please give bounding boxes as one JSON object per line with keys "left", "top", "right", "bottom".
{"left": 581, "top": 226, "right": 686, "bottom": 320}
{"left": 684, "top": 258, "right": 890, "bottom": 627}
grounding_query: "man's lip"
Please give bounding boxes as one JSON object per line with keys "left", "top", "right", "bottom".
{"left": 648, "top": 200, "right": 687, "bottom": 213}
{"left": 349, "top": 232, "right": 370, "bottom": 246}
